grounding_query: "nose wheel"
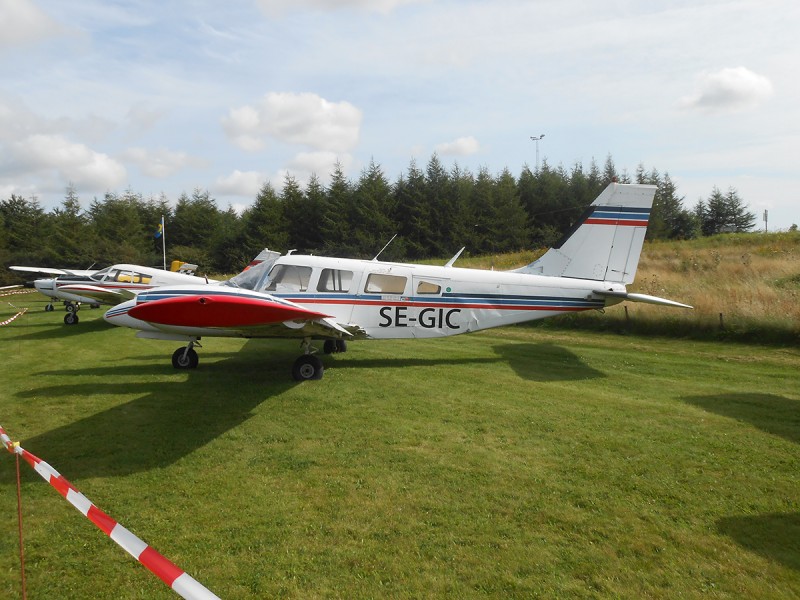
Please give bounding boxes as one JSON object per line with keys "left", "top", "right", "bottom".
{"left": 292, "top": 337, "right": 324, "bottom": 381}
{"left": 172, "top": 342, "right": 200, "bottom": 369}
{"left": 292, "top": 354, "right": 324, "bottom": 381}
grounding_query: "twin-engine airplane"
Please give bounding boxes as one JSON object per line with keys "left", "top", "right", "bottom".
{"left": 10, "top": 263, "right": 216, "bottom": 325}
{"left": 105, "top": 183, "right": 691, "bottom": 380}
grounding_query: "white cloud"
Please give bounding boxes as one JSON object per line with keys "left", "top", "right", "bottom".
{"left": 435, "top": 136, "right": 480, "bottom": 156}
{"left": 680, "top": 67, "right": 774, "bottom": 113}
{"left": 255, "top": 0, "right": 428, "bottom": 16}
{"left": 213, "top": 169, "right": 265, "bottom": 197}
{"left": 0, "top": 0, "right": 64, "bottom": 49}
{"left": 286, "top": 151, "right": 355, "bottom": 179}
{"left": 122, "top": 147, "right": 205, "bottom": 179}
{"left": 222, "top": 92, "right": 362, "bottom": 153}
{"left": 8, "top": 134, "right": 126, "bottom": 190}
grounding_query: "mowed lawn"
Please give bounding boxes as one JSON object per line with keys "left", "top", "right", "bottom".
{"left": 1, "top": 297, "right": 799, "bottom": 599}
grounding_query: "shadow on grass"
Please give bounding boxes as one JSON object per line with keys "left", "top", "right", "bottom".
{"left": 682, "top": 393, "right": 800, "bottom": 445}
{"left": 493, "top": 342, "right": 604, "bottom": 381}
{"left": 6, "top": 315, "right": 112, "bottom": 339}
{"left": 2, "top": 341, "right": 297, "bottom": 481}
{"left": 530, "top": 313, "right": 800, "bottom": 346}
{"left": 718, "top": 512, "right": 800, "bottom": 572}
{"left": 327, "top": 342, "right": 602, "bottom": 382}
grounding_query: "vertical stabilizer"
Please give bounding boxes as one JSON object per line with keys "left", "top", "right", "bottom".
{"left": 514, "top": 183, "right": 656, "bottom": 283}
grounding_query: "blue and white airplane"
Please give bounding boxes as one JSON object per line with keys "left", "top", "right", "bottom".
{"left": 105, "top": 183, "right": 691, "bottom": 380}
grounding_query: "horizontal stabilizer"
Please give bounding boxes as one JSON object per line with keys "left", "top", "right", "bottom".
{"left": 594, "top": 289, "right": 693, "bottom": 309}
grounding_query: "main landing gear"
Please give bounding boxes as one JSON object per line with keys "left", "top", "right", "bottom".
{"left": 63, "top": 301, "right": 80, "bottom": 325}
{"left": 169, "top": 337, "right": 348, "bottom": 381}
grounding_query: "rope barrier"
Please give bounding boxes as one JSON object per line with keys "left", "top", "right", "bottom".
{"left": 0, "top": 424, "right": 221, "bottom": 600}
{"left": 0, "top": 307, "right": 27, "bottom": 326}
{"left": 0, "top": 288, "right": 36, "bottom": 298}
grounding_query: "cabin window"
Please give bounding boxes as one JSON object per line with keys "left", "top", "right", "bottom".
{"left": 317, "top": 269, "right": 354, "bottom": 293}
{"left": 365, "top": 273, "right": 407, "bottom": 294}
{"left": 116, "top": 272, "right": 151, "bottom": 284}
{"left": 416, "top": 280, "right": 441, "bottom": 295}
{"left": 265, "top": 265, "right": 312, "bottom": 292}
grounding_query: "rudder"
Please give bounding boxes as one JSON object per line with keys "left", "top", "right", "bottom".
{"left": 514, "top": 182, "right": 656, "bottom": 283}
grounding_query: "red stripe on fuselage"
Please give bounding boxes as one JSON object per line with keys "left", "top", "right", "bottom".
{"left": 584, "top": 218, "right": 649, "bottom": 226}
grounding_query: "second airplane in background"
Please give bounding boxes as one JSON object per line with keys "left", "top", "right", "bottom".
{"left": 11, "top": 262, "right": 216, "bottom": 325}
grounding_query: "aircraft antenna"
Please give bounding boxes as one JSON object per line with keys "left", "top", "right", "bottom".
{"left": 372, "top": 234, "right": 397, "bottom": 261}
{"left": 445, "top": 247, "right": 466, "bottom": 268}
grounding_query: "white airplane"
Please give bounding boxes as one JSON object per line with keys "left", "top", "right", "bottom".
{"left": 11, "top": 263, "right": 217, "bottom": 325}
{"left": 104, "top": 183, "right": 692, "bottom": 380}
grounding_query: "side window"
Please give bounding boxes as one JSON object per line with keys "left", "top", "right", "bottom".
{"left": 365, "top": 273, "right": 407, "bottom": 294}
{"left": 131, "top": 272, "right": 152, "bottom": 284}
{"left": 265, "top": 265, "right": 312, "bottom": 292}
{"left": 317, "top": 269, "right": 354, "bottom": 293}
{"left": 416, "top": 281, "right": 441, "bottom": 295}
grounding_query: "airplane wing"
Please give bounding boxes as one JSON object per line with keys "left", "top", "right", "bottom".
{"left": 57, "top": 284, "right": 137, "bottom": 305}
{"left": 9, "top": 266, "right": 98, "bottom": 277}
{"left": 126, "top": 293, "right": 352, "bottom": 337}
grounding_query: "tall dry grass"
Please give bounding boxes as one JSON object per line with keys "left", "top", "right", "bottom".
{"left": 454, "top": 231, "right": 800, "bottom": 342}
{"left": 626, "top": 232, "right": 800, "bottom": 339}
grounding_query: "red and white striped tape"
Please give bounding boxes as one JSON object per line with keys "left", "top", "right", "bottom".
{"left": 0, "top": 289, "right": 35, "bottom": 298}
{"left": 0, "top": 308, "right": 27, "bottom": 326}
{"left": 0, "top": 425, "right": 220, "bottom": 600}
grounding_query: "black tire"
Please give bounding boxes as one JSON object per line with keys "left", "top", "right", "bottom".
{"left": 45, "top": 304, "right": 54, "bottom": 312}
{"left": 64, "top": 313, "right": 79, "bottom": 325}
{"left": 323, "top": 340, "right": 336, "bottom": 354}
{"left": 335, "top": 339, "right": 347, "bottom": 353}
{"left": 172, "top": 347, "right": 199, "bottom": 369}
{"left": 65, "top": 303, "right": 77, "bottom": 313}
{"left": 292, "top": 355, "right": 324, "bottom": 381}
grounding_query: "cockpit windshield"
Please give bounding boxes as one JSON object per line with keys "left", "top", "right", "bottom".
{"left": 223, "top": 255, "right": 278, "bottom": 291}
{"left": 90, "top": 267, "right": 112, "bottom": 282}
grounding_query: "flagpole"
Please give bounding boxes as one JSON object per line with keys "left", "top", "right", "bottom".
{"left": 161, "top": 215, "right": 166, "bottom": 271}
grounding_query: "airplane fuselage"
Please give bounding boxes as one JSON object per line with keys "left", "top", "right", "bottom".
{"left": 107, "top": 254, "right": 623, "bottom": 341}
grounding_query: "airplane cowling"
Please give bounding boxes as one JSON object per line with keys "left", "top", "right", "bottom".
{"left": 127, "top": 294, "right": 329, "bottom": 328}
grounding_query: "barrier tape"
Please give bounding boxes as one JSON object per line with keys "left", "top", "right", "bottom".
{"left": 1, "top": 425, "right": 221, "bottom": 600}
{"left": 0, "top": 289, "right": 35, "bottom": 298}
{"left": 0, "top": 307, "right": 27, "bottom": 326}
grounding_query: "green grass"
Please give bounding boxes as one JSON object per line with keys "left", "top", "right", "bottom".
{"left": 1, "top": 296, "right": 800, "bottom": 598}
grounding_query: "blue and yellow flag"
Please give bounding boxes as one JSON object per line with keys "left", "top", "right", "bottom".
{"left": 154, "top": 218, "right": 164, "bottom": 239}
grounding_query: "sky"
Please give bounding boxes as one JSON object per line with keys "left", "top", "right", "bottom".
{"left": 1, "top": 0, "right": 798, "bottom": 230}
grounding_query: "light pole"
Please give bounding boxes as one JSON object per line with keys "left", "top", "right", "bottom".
{"left": 530, "top": 134, "right": 545, "bottom": 171}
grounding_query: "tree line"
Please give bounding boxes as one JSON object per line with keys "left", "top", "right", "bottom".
{"left": 0, "top": 155, "right": 757, "bottom": 277}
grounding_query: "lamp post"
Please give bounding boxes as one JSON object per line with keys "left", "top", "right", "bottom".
{"left": 530, "top": 134, "right": 545, "bottom": 171}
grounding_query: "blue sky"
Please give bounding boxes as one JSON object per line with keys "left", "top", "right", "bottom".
{"left": 1, "top": 0, "right": 798, "bottom": 229}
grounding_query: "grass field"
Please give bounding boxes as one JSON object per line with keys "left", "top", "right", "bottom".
{"left": 1, "top": 293, "right": 799, "bottom": 599}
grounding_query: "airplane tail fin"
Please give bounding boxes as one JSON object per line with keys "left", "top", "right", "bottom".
{"left": 513, "top": 182, "right": 656, "bottom": 284}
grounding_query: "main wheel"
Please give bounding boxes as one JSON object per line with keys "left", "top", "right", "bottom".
{"left": 64, "top": 312, "right": 79, "bottom": 325}
{"left": 323, "top": 340, "right": 336, "bottom": 354}
{"left": 65, "top": 303, "right": 77, "bottom": 313}
{"left": 292, "top": 355, "right": 324, "bottom": 381}
{"left": 172, "top": 347, "right": 199, "bottom": 369}
{"left": 335, "top": 339, "right": 347, "bottom": 353}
